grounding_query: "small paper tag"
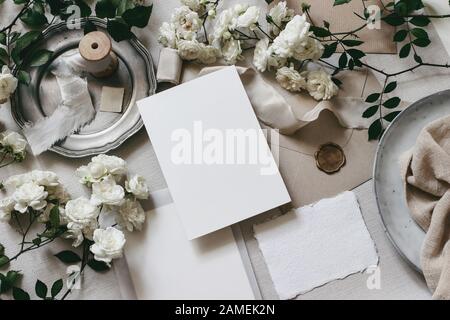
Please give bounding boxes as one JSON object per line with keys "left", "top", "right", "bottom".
{"left": 100, "top": 86, "right": 124, "bottom": 113}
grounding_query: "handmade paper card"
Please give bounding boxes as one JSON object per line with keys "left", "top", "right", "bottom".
{"left": 137, "top": 66, "right": 291, "bottom": 239}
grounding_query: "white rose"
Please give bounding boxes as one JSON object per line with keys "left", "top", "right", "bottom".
{"left": 211, "top": 8, "right": 238, "bottom": 49}
{"left": 12, "top": 182, "right": 48, "bottom": 213}
{"left": 305, "top": 69, "right": 339, "bottom": 100}
{"left": 237, "top": 6, "right": 260, "bottom": 30}
{"left": 171, "top": 6, "right": 202, "bottom": 40}
{"left": 198, "top": 44, "right": 219, "bottom": 64}
{"left": 0, "top": 66, "right": 18, "bottom": 104}
{"left": 267, "top": 47, "right": 287, "bottom": 70}
{"left": 159, "top": 22, "right": 177, "bottom": 49}
{"left": 91, "top": 175, "right": 125, "bottom": 206}
{"left": 0, "top": 130, "right": 27, "bottom": 155}
{"left": 116, "top": 199, "right": 146, "bottom": 232}
{"left": 292, "top": 37, "right": 324, "bottom": 61}
{"left": 65, "top": 219, "right": 98, "bottom": 247}
{"left": 4, "top": 172, "right": 33, "bottom": 189}
{"left": 271, "top": 15, "right": 310, "bottom": 59}
{"left": 65, "top": 197, "right": 99, "bottom": 226}
{"left": 91, "top": 154, "right": 127, "bottom": 177}
{"left": 177, "top": 39, "right": 203, "bottom": 61}
{"left": 276, "top": 66, "right": 307, "bottom": 92}
{"left": 268, "top": 1, "right": 294, "bottom": 35}
{"left": 125, "top": 174, "right": 149, "bottom": 199}
{"left": 47, "top": 184, "right": 70, "bottom": 204}
{"left": 90, "top": 227, "right": 126, "bottom": 265}
{"left": 0, "top": 198, "right": 15, "bottom": 222}
{"left": 233, "top": 4, "right": 249, "bottom": 15}
{"left": 253, "top": 38, "right": 270, "bottom": 72}
{"left": 181, "top": 0, "right": 201, "bottom": 12}
{"left": 30, "top": 170, "right": 59, "bottom": 187}
{"left": 222, "top": 39, "right": 242, "bottom": 65}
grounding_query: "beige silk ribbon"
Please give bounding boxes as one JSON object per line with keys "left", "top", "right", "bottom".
{"left": 156, "top": 49, "right": 379, "bottom": 135}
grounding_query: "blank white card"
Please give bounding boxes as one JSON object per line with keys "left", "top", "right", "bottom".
{"left": 137, "top": 66, "right": 291, "bottom": 239}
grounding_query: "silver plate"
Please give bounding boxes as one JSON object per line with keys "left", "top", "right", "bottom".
{"left": 374, "top": 89, "right": 450, "bottom": 272}
{"left": 11, "top": 18, "right": 156, "bottom": 158}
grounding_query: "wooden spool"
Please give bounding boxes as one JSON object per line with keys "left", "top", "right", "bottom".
{"left": 78, "top": 31, "right": 118, "bottom": 78}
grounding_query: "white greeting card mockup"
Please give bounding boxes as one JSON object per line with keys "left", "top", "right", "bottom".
{"left": 137, "top": 66, "right": 291, "bottom": 239}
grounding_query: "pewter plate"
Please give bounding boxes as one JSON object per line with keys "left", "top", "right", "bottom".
{"left": 374, "top": 89, "right": 450, "bottom": 272}
{"left": 11, "top": 18, "right": 156, "bottom": 158}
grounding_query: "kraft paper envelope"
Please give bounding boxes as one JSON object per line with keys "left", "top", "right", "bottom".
{"left": 284, "top": 0, "right": 397, "bottom": 54}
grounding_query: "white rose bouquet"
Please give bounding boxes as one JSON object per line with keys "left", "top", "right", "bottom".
{"left": 158, "top": 0, "right": 338, "bottom": 101}
{"left": 0, "top": 155, "right": 149, "bottom": 300}
{"left": 0, "top": 130, "right": 28, "bottom": 171}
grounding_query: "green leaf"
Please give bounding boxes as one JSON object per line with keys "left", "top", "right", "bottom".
{"left": 88, "top": 259, "right": 110, "bottom": 272}
{"left": 0, "top": 32, "right": 6, "bottom": 45}
{"left": 54, "top": 250, "right": 82, "bottom": 264}
{"left": 348, "top": 58, "right": 355, "bottom": 70}
{"left": 6, "top": 271, "right": 20, "bottom": 286}
{"left": 338, "top": 52, "right": 348, "bottom": 69}
{"left": 409, "top": 16, "right": 430, "bottom": 27}
{"left": 413, "top": 38, "right": 431, "bottom": 47}
{"left": 0, "top": 256, "right": 9, "bottom": 268}
{"left": 341, "top": 39, "right": 364, "bottom": 47}
{"left": 393, "top": 29, "right": 408, "bottom": 42}
{"left": 13, "top": 287, "right": 30, "bottom": 300}
{"left": 365, "top": 93, "right": 380, "bottom": 103}
{"left": 384, "top": 111, "right": 401, "bottom": 122}
{"left": 32, "top": 237, "right": 41, "bottom": 246}
{"left": 384, "top": 81, "right": 397, "bottom": 93}
{"left": 115, "top": 0, "right": 135, "bottom": 16}
{"left": 0, "top": 47, "right": 8, "bottom": 65}
{"left": 0, "top": 243, "right": 4, "bottom": 256}
{"left": 46, "top": 0, "right": 67, "bottom": 16}
{"left": 95, "top": 0, "right": 117, "bottom": 19}
{"left": 17, "top": 70, "right": 31, "bottom": 85}
{"left": 35, "top": 280, "right": 48, "bottom": 299}
{"left": 368, "top": 119, "right": 383, "bottom": 140}
{"left": 122, "top": 4, "right": 153, "bottom": 28}
{"left": 107, "top": 19, "right": 133, "bottom": 42}
{"left": 11, "top": 31, "right": 41, "bottom": 64}
{"left": 333, "top": 0, "right": 351, "bottom": 5}
{"left": 347, "top": 49, "right": 365, "bottom": 60}
{"left": 49, "top": 205, "right": 60, "bottom": 227}
{"left": 382, "top": 14, "right": 405, "bottom": 26}
{"left": 20, "top": 8, "right": 48, "bottom": 28}
{"left": 363, "top": 105, "right": 379, "bottom": 118}
{"left": 51, "top": 279, "right": 63, "bottom": 298}
{"left": 410, "top": 28, "right": 428, "bottom": 39}
{"left": 383, "top": 97, "right": 401, "bottom": 109}
{"left": 310, "top": 26, "right": 331, "bottom": 37}
{"left": 84, "top": 20, "right": 97, "bottom": 35}
{"left": 0, "top": 273, "right": 11, "bottom": 293}
{"left": 13, "top": 0, "right": 27, "bottom": 4}
{"left": 399, "top": 43, "right": 411, "bottom": 58}
{"left": 414, "top": 54, "right": 423, "bottom": 63}
{"left": 321, "top": 42, "right": 337, "bottom": 59}
{"left": 76, "top": 0, "right": 92, "bottom": 17}
{"left": 29, "top": 49, "right": 53, "bottom": 67}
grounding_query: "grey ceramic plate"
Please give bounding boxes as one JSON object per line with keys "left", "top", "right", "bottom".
{"left": 11, "top": 18, "right": 156, "bottom": 158}
{"left": 374, "top": 89, "right": 450, "bottom": 272}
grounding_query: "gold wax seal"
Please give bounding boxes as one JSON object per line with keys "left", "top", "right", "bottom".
{"left": 314, "top": 142, "right": 346, "bottom": 174}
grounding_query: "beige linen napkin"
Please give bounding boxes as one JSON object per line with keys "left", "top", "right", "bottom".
{"left": 400, "top": 116, "right": 450, "bottom": 300}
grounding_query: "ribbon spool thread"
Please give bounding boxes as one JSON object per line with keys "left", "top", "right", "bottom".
{"left": 78, "top": 31, "right": 118, "bottom": 78}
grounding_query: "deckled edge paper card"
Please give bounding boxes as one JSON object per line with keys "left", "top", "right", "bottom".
{"left": 137, "top": 66, "right": 291, "bottom": 239}
{"left": 254, "top": 191, "right": 379, "bottom": 299}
